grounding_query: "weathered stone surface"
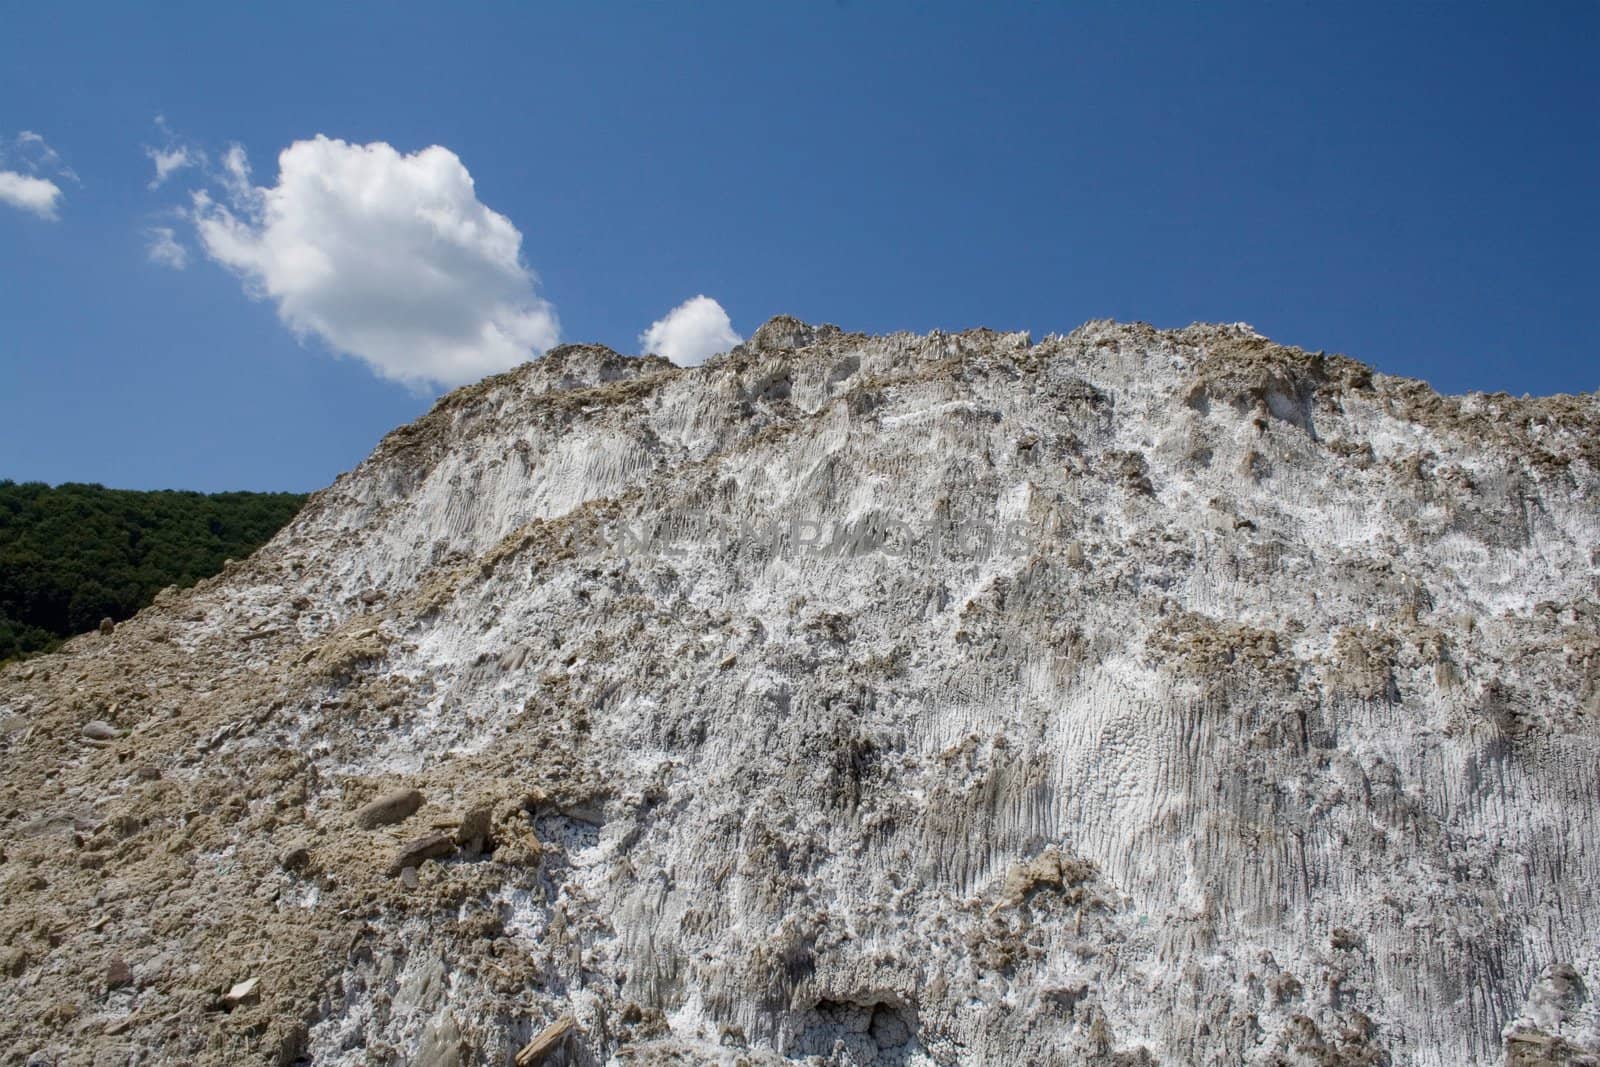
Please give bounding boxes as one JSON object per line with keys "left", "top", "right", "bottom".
{"left": 0, "top": 947, "right": 28, "bottom": 978}
{"left": 416, "top": 1007, "right": 465, "bottom": 1067}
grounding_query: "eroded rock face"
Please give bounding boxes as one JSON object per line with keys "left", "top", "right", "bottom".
{"left": 1, "top": 319, "right": 1597, "bottom": 1065}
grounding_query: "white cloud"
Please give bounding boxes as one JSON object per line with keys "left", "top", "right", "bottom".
{"left": 190, "top": 135, "right": 560, "bottom": 388}
{"left": 640, "top": 295, "right": 741, "bottom": 367}
{"left": 0, "top": 171, "right": 62, "bottom": 219}
{"left": 144, "top": 116, "right": 203, "bottom": 189}
{"left": 145, "top": 226, "right": 188, "bottom": 269}
{"left": 219, "top": 143, "right": 250, "bottom": 195}
{"left": 15, "top": 130, "right": 78, "bottom": 184}
{"left": 0, "top": 131, "right": 75, "bottom": 218}
{"left": 146, "top": 147, "right": 194, "bottom": 189}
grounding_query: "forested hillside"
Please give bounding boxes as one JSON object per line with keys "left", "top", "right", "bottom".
{"left": 0, "top": 481, "right": 306, "bottom": 660}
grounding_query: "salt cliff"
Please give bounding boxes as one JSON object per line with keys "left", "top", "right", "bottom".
{"left": 1, "top": 318, "right": 1597, "bottom": 1066}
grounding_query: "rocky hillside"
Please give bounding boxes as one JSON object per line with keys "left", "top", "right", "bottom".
{"left": 0, "top": 318, "right": 1596, "bottom": 1066}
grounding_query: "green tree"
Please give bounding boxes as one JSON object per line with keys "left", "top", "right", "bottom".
{"left": 0, "top": 481, "right": 307, "bottom": 661}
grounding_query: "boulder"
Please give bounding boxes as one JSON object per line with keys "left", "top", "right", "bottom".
{"left": 454, "top": 804, "right": 494, "bottom": 855}
{"left": 105, "top": 958, "right": 132, "bottom": 991}
{"left": 389, "top": 833, "right": 454, "bottom": 875}
{"left": 354, "top": 788, "right": 423, "bottom": 829}
{"left": 222, "top": 976, "right": 260, "bottom": 1008}
{"left": 515, "top": 1015, "right": 576, "bottom": 1066}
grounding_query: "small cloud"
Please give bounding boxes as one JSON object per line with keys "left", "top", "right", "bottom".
{"left": 145, "top": 226, "right": 189, "bottom": 269}
{"left": 640, "top": 295, "right": 741, "bottom": 367}
{"left": 0, "top": 130, "right": 76, "bottom": 218}
{"left": 146, "top": 147, "right": 195, "bottom": 189}
{"left": 0, "top": 171, "right": 62, "bottom": 219}
{"left": 188, "top": 135, "right": 560, "bottom": 388}
{"left": 144, "top": 116, "right": 204, "bottom": 190}
{"left": 218, "top": 143, "right": 250, "bottom": 196}
{"left": 14, "top": 130, "right": 79, "bottom": 184}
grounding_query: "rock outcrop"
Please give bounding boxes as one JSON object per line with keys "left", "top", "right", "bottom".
{"left": 1, "top": 318, "right": 1597, "bottom": 1065}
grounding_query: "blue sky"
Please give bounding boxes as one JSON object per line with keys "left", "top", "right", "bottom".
{"left": 2, "top": 3, "right": 1595, "bottom": 492}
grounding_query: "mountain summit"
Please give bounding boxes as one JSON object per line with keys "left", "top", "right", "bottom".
{"left": 2, "top": 319, "right": 1597, "bottom": 1065}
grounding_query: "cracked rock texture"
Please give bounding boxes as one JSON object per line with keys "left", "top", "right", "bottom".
{"left": 1, "top": 317, "right": 1598, "bottom": 1066}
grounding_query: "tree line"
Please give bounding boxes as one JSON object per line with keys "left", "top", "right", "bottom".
{"left": 0, "top": 480, "right": 307, "bottom": 661}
